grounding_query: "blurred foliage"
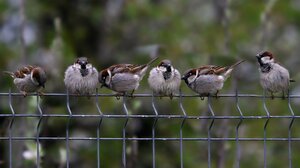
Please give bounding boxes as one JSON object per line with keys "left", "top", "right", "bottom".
{"left": 1, "top": 0, "right": 300, "bottom": 168}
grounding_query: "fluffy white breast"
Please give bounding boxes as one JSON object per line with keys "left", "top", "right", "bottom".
{"left": 148, "top": 68, "right": 166, "bottom": 90}
{"left": 189, "top": 74, "right": 225, "bottom": 95}
{"left": 64, "top": 65, "right": 99, "bottom": 94}
{"left": 148, "top": 67, "right": 181, "bottom": 95}
{"left": 259, "top": 63, "right": 290, "bottom": 92}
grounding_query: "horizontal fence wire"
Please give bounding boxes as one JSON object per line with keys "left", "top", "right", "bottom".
{"left": 0, "top": 91, "right": 299, "bottom": 168}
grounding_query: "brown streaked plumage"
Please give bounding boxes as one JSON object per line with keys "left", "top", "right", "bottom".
{"left": 99, "top": 56, "right": 159, "bottom": 95}
{"left": 256, "top": 51, "right": 293, "bottom": 99}
{"left": 4, "top": 65, "right": 47, "bottom": 96}
{"left": 182, "top": 60, "right": 244, "bottom": 97}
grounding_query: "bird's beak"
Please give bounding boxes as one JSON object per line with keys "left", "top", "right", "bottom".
{"left": 181, "top": 76, "right": 186, "bottom": 80}
{"left": 79, "top": 61, "right": 87, "bottom": 69}
{"left": 166, "top": 64, "right": 172, "bottom": 72}
{"left": 256, "top": 55, "right": 260, "bottom": 60}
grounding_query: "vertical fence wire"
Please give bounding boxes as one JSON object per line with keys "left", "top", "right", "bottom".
{"left": 66, "top": 91, "right": 72, "bottom": 168}
{"left": 207, "top": 96, "right": 215, "bottom": 168}
{"left": 179, "top": 90, "right": 187, "bottom": 168}
{"left": 36, "top": 95, "right": 43, "bottom": 168}
{"left": 235, "top": 90, "right": 244, "bottom": 168}
{"left": 95, "top": 89, "right": 103, "bottom": 168}
{"left": 122, "top": 97, "right": 129, "bottom": 168}
{"left": 8, "top": 90, "right": 15, "bottom": 168}
{"left": 287, "top": 91, "right": 295, "bottom": 168}
{"left": 262, "top": 90, "right": 270, "bottom": 168}
{"left": 151, "top": 93, "right": 158, "bottom": 168}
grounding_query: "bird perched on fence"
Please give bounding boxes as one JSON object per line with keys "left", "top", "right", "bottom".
{"left": 148, "top": 59, "right": 181, "bottom": 99}
{"left": 181, "top": 60, "right": 244, "bottom": 98}
{"left": 4, "top": 65, "right": 47, "bottom": 96}
{"left": 64, "top": 57, "right": 99, "bottom": 96}
{"left": 256, "top": 51, "right": 294, "bottom": 99}
{"left": 99, "top": 56, "right": 159, "bottom": 96}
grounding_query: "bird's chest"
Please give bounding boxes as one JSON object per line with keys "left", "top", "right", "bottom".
{"left": 190, "top": 75, "right": 224, "bottom": 93}
{"left": 110, "top": 73, "right": 140, "bottom": 91}
{"left": 14, "top": 76, "right": 39, "bottom": 92}
{"left": 259, "top": 67, "right": 289, "bottom": 92}
{"left": 260, "top": 69, "right": 283, "bottom": 84}
{"left": 163, "top": 72, "right": 172, "bottom": 80}
{"left": 73, "top": 69, "right": 91, "bottom": 81}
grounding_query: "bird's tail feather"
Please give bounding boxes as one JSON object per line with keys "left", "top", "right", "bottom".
{"left": 230, "top": 60, "right": 245, "bottom": 69}
{"left": 135, "top": 56, "right": 160, "bottom": 72}
{"left": 223, "top": 60, "right": 245, "bottom": 79}
{"left": 146, "top": 56, "right": 159, "bottom": 66}
{"left": 3, "top": 71, "right": 15, "bottom": 78}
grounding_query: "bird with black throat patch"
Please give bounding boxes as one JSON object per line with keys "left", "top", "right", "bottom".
{"left": 64, "top": 57, "right": 99, "bottom": 96}
{"left": 256, "top": 51, "right": 294, "bottom": 99}
{"left": 148, "top": 59, "right": 181, "bottom": 99}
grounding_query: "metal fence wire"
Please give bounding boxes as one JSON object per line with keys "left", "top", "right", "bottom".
{"left": 0, "top": 91, "right": 299, "bottom": 168}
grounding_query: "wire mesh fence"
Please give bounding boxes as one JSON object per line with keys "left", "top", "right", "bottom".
{"left": 0, "top": 91, "right": 299, "bottom": 168}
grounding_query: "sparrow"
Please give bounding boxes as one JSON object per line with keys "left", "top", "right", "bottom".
{"left": 256, "top": 51, "right": 294, "bottom": 98}
{"left": 64, "top": 57, "right": 99, "bottom": 95}
{"left": 148, "top": 59, "right": 181, "bottom": 98}
{"left": 181, "top": 60, "right": 244, "bottom": 97}
{"left": 99, "top": 56, "right": 159, "bottom": 96}
{"left": 4, "top": 65, "right": 47, "bottom": 96}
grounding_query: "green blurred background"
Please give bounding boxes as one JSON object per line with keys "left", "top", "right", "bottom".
{"left": 1, "top": 0, "right": 300, "bottom": 167}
